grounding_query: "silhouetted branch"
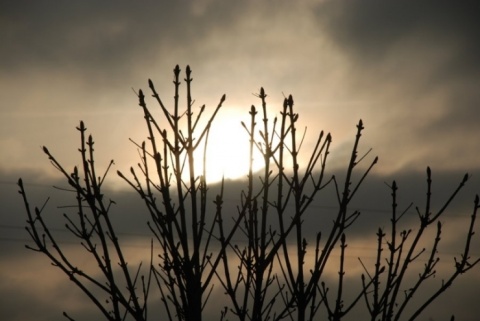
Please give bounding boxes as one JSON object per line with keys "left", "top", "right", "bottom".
{"left": 19, "top": 65, "right": 479, "bottom": 321}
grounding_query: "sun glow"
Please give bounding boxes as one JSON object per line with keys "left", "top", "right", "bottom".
{"left": 196, "top": 110, "right": 264, "bottom": 184}
{"left": 120, "top": 108, "right": 265, "bottom": 190}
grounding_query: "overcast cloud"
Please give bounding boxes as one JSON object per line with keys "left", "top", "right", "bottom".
{"left": 1, "top": 1, "right": 479, "bottom": 320}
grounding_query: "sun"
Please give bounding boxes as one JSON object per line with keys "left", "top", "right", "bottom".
{"left": 123, "top": 108, "right": 264, "bottom": 188}
{"left": 195, "top": 110, "right": 264, "bottom": 183}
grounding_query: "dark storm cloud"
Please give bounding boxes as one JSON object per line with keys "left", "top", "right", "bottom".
{"left": 314, "top": 1, "right": 480, "bottom": 110}
{"left": 2, "top": 163, "right": 479, "bottom": 320}
{"left": 309, "top": 1, "right": 480, "bottom": 172}
{"left": 0, "top": 0, "right": 248, "bottom": 79}
{"left": 315, "top": 1, "right": 480, "bottom": 70}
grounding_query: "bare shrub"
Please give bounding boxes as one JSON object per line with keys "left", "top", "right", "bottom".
{"left": 19, "top": 66, "right": 479, "bottom": 321}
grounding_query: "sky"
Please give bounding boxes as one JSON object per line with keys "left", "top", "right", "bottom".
{"left": 1, "top": 1, "right": 480, "bottom": 320}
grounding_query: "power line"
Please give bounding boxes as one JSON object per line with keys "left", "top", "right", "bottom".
{"left": 1, "top": 224, "right": 478, "bottom": 258}
{"left": 0, "top": 224, "right": 147, "bottom": 237}
{"left": 4, "top": 179, "right": 475, "bottom": 217}
{"left": 2, "top": 236, "right": 476, "bottom": 260}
